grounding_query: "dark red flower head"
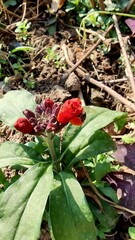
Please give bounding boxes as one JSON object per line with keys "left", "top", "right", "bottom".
{"left": 14, "top": 98, "right": 86, "bottom": 135}
{"left": 14, "top": 118, "right": 34, "bottom": 134}
{"left": 14, "top": 99, "right": 63, "bottom": 135}
{"left": 57, "top": 98, "right": 85, "bottom": 126}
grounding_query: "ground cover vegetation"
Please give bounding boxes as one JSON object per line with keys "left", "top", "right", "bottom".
{"left": 1, "top": 0, "right": 135, "bottom": 239}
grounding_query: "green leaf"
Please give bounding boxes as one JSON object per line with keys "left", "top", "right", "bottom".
{"left": 67, "top": 130, "right": 115, "bottom": 167}
{"left": 0, "top": 89, "right": 36, "bottom": 127}
{"left": 89, "top": 200, "right": 119, "bottom": 232}
{"left": 47, "top": 22, "right": 57, "bottom": 36}
{"left": 26, "top": 136, "right": 49, "bottom": 154}
{"left": 65, "top": 3, "right": 75, "bottom": 12}
{"left": 61, "top": 106, "right": 126, "bottom": 167}
{"left": 4, "top": 0, "right": 17, "bottom": 7}
{"left": 86, "top": 12, "right": 99, "bottom": 26}
{"left": 97, "top": 230, "right": 106, "bottom": 239}
{"left": 0, "top": 141, "right": 45, "bottom": 168}
{"left": 114, "top": 114, "right": 127, "bottom": 132}
{"left": 50, "top": 171, "right": 97, "bottom": 240}
{"left": 94, "top": 161, "right": 111, "bottom": 182}
{"left": 98, "top": 185, "right": 118, "bottom": 203}
{"left": 0, "top": 169, "right": 7, "bottom": 184}
{"left": 0, "top": 163, "right": 53, "bottom": 240}
{"left": 122, "top": 134, "right": 135, "bottom": 144}
{"left": 128, "top": 227, "right": 135, "bottom": 239}
{"left": 105, "top": 3, "right": 117, "bottom": 11}
{"left": 11, "top": 46, "right": 34, "bottom": 53}
{"left": 68, "top": 0, "right": 80, "bottom": 5}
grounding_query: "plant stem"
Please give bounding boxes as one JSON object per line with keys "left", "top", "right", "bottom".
{"left": 47, "top": 133, "right": 61, "bottom": 172}
{"left": 83, "top": 10, "right": 135, "bottom": 21}
{"left": 90, "top": 0, "right": 96, "bottom": 9}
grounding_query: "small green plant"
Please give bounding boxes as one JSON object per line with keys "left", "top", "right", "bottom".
{"left": 0, "top": 89, "right": 127, "bottom": 239}
{"left": 11, "top": 61, "right": 36, "bottom": 89}
{"left": 45, "top": 45, "right": 66, "bottom": 69}
{"left": 12, "top": 60, "right": 25, "bottom": 74}
{"left": 3, "top": 0, "right": 17, "bottom": 7}
{"left": 0, "top": 44, "right": 34, "bottom": 81}
{"left": 79, "top": 10, "right": 135, "bottom": 39}
{"left": 23, "top": 73, "right": 36, "bottom": 89}
{"left": 65, "top": 0, "right": 135, "bottom": 40}
{"left": 5, "top": 46, "right": 35, "bottom": 88}
{"left": 15, "top": 19, "right": 31, "bottom": 41}
{"left": 65, "top": 0, "right": 92, "bottom": 24}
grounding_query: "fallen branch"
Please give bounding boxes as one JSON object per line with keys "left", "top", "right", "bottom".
{"left": 61, "top": 24, "right": 114, "bottom": 82}
{"left": 109, "top": 0, "right": 135, "bottom": 99}
{"left": 62, "top": 43, "right": 135, "bottom": 112}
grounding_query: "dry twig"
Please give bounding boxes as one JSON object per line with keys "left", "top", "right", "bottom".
{"left": 21, "top": 0, "right": 27, "bottom": 22}
{"left": 103, "top": 78, "right": 128, "bottom": 84}
{"left": 125, "top": 0, "right": 135, "bottom": 12}
{"left": 99, "top": 0, "right": 105, "bottom": 11}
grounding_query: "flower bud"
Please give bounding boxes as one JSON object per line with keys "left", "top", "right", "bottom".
{"left": 42, "top": 99, "right": 54, "bottom": 111}
{"left": 35, "top": 105, "right": 43, "bottom": 114}
{"left": 14, "top": 118, "right": 34, "bottom": 134}
{"left": 23, "top": 109, "right": 35, "bottom": 119}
